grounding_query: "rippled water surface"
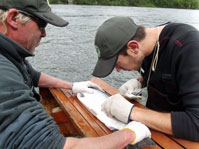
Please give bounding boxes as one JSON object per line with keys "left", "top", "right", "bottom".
{"left": 29, "top": 5, "right": 199, "bottom": 102}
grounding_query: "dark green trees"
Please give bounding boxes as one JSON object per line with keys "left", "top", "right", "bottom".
{"left": 49, "top": 0, "right": 199, "bottom": 9}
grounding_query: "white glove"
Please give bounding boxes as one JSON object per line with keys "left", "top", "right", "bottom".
{"left": 72, "top": 81, "right": 103, "bottom": 94}
{"left": 119, "top": 79, "right": 142, "bottom": 95}
{"left": 101, "top": 94, "right": 134, "bottom": 123}
{"left": 122, "top": 121, "right": 151, "bottom": 145}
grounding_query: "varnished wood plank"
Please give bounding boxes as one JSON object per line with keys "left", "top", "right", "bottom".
{"left": 40, "top": 88, "right": 79, "bottom": 137}
{"left": 141, "top": 146, "right": 161, "bottom": 149}
{"left": 50, "top": 88, "right": 99, "bottom": 137}
{"left": 52, "top": 109, "right": 70, "bottom": 123}
{"left": 60, "top": 88, "right": 112, "bottom": 135}
{"left": 91, "top": 77, "right": 118, "bottom": 95}
{"left": 61, "top": 89, "right": 112, "bottom": 135}
{"left": 60, "top": 89, "right": 111, "bottom": 136}
{"left": 150, "top": 130, "right": 183, "bottom": 149}
{"left": 171, "top": 137, "right": 199, "bottom": 149}
{"left": 40, "top": 88, "right": 55, "bottom": 99}
{"left": 52, "top": 110, "right": 79, "bottom": 137}
{"left": 40, "top": 88, "right": 60, "bottom": 115}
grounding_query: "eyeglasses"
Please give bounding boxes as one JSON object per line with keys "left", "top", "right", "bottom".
{"left": 18, "top": 10, "right": 47, "bottom": 32}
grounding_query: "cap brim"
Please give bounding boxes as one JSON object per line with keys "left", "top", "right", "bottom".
{"left": 92, "top": 55, "right": 118, "bottom": 78}
{"left": 32, "top": 11, "right": 69, "bottom": 27}
{"left": 0, "top": 5, "right": 68, "bottom": 27}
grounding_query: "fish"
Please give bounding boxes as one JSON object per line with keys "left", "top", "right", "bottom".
{"left": 77, "top": 88, "right": 156, "bottom": 148}
{"left": 77, "top": 88, "right": 126, "bottom": 130}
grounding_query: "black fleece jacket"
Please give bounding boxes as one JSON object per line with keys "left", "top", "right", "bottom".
{"left": 141, "top": 23, "right": 199, "bottom": 141}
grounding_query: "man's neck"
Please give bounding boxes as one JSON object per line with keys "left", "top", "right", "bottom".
{"left": 142, "top": 26, "right": 165, "bottom": 56}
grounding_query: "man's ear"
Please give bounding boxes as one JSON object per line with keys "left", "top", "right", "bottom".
{"left": 127, "top": 40, "right": 139, "bottom": 54}
{"left": 6, "top": 9, "right": 19, "bottom": 29}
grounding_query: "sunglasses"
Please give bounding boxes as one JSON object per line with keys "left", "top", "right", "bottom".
{"left": 18, "top": 10, "right": 47, "bottom": 32}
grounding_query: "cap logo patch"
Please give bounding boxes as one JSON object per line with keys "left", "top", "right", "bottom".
{"left": 95, "top": 46, "right": 101, "bottom": 57}
{"left": 47, "top": 0, "right": 51, "bottom": 7}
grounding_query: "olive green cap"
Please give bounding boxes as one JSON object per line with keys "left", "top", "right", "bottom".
{"left": 93, "top": 16, "right": 138, "bottom": 77}
{"left": 0, "top": 0, "right": 68, "bottom": 27}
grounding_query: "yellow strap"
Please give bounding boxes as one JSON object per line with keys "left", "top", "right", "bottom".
{"left": 123, "top": 128, "right": 137, "bottom": 145}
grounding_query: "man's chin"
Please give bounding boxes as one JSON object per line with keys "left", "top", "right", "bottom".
{"left": 28, "top": 47, "right": 36, "bottom": 54}
{"left": 29, "top": 43, "right": 39, "bottom": 53}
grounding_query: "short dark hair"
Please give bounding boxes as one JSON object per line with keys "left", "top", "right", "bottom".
{"left": 119, "top": 26, "right": 146, "bottom": 55}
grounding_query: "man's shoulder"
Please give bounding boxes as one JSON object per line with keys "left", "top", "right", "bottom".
{"left": 0, "top": 54, "right": 18, "bottom": 71}
{"left": 165, "top": 23, "right": 198, "bottom": 33}
{"left": 161, "top": 23, "right": 199, "bottom": 44}
{"left": 0, "top": 54, "right": 23, "bottom": 81}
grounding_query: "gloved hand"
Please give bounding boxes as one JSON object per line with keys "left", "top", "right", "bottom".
{"left": 101, "top": 94, "right": 134, "bottom": 123}
{"left": 119, "top": 79, "right": 142, "bottom": 95}
{"left": 72, "top": 81, "right": 103, "bottom": 94}
{"left": 122, "top": 121, "right": 151, "bottom": 145}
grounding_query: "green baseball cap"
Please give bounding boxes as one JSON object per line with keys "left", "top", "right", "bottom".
{"left": 92, "top": 16, "right": 138, "bottom": 77}
{"left": 0, "top": 0, "right": 68, "bottom": 27}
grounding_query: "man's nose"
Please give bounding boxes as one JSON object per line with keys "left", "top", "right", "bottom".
{"left": 41, "top": 28, "right": 46, "bottom": 37}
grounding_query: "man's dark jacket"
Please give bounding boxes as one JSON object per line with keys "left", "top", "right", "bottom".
{"left": 0, "top": 33, "right": 65, "bottom": 148}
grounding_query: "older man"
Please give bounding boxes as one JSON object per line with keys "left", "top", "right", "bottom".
{"left": 0, "top": 1, "right": 151, "bottom": 148}
{"left": 93, "top": 16, "right": 199, "bottom": 142}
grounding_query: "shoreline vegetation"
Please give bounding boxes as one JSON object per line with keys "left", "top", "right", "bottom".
{"left": 49, "top": 0, "right": 199, "bottom": 9}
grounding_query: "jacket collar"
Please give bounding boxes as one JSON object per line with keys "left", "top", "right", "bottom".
{"left": 0, "top": 33, "right": 34, "bottom": 62}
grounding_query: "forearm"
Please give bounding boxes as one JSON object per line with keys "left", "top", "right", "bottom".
{"left": 63, "top": 129, "right": 134, "bottom": 149}
{"left": 38, "top": 73, "right": 72, "bottom": 89}
{"left": 131, "top": 107, "right": 172, "bottom": 135}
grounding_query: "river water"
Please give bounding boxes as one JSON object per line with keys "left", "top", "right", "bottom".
{"left": 29, "top": 4, "right": 199, "bottom": 103}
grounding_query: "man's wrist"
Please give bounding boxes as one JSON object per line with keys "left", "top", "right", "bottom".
{"left": 128, "top": 105, "right": 134, "bottom": 122}
{"left": 130, "top": 106, "right": 139, "bottom": 121}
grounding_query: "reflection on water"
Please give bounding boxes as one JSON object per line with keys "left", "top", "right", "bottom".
{"left": 29, "top": 5, "right": 199, "bottom": 104}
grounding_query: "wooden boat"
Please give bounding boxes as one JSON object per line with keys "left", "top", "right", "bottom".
{"left": 40, "top": 78, "right": 199, "bottom": 148}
